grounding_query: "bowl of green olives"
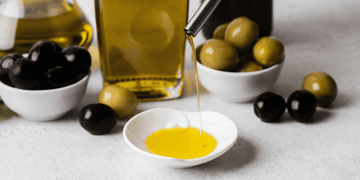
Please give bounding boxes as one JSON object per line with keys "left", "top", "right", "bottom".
{"left": 0, "top": 40, "right": 91, "bottom": 121}
{"left": 196, "top": 56, "right": 284, "bottom": 103}
{"left": 195, "top": 17, "right": 285, "bottom": 103}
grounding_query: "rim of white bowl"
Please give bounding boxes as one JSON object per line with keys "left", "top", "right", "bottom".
{"left": 123, "top": 108, "right": 238, "bottom": 163}
{"left": 0, "top": 71, "right": 90, "bottom": 94}
{"left": 196, "top": 58, "right": 285, "bottom": 77}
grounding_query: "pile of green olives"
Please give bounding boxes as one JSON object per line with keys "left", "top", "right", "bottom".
{"left": 198, "top": 16, "right": 284, "bottom": 73}
{"left": 0, "top": 40, "right": 91, "bottom": 90}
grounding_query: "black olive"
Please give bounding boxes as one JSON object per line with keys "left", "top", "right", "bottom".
{"left": 45, "top": 66, "right": 77, "bottom": 88}
{"left": 79, "top": 103, "right": 118, "bottom": 135}
{"left": 254, "top": 92, "right": 286, "bottom": 122}
{"left": 287, "top": 90, "right": 317, "bottom": 122}
{"left": 0, "top": 53, "right": 23, "bottom": 86}
{"left": 61, "top": 45, "right": 91, "bottom": 70}
{"left": 73, "top": 68, "right": 89, "bottom": 82}
{"left": 28, "top": 40, "right": 64, "bottom": 71}
{"left": 37, "top": 71, "right": 51, "bottom": 90}
{"left": 9, "top": 58, "right": 40, "bottom": 90}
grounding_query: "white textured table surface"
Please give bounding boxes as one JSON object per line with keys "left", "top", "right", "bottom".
{"left": 1, "top": 0, "right": 360, "bottom": 179}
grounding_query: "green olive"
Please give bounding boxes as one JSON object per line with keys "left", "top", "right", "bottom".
{"left": 213, "top": 23, "right": 229, "bottom": 40}
{"left": 224, "top": 17, "right": 259, "bottom": 52}
{"left": 199, "top": 39, "right": 239, "bottom": 71}
{"left": 237, "top": 61, "right": 263, "bottom": 72}
{"left": 301, "top": 71, "right": 337, "bottom": 107}
{"left": 253, "top": 36, "right": 284, "bottom": 67}
{"left": 195, "top": 44, "right": 204, "bottom": 62}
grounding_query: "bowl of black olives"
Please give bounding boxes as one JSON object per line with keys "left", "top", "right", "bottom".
{"left": 0, "top": 40, "right": 91, "bottom": 121}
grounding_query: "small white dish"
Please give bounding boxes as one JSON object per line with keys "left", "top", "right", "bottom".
{"left": 123, "top": 108, "right": 238, "bottom": 168}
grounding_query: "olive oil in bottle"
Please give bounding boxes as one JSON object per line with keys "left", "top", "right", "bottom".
{"left": 95, "top": 0, "right": 188, "bottom": 101}
{"left": 0, "top": 0, "right": 93, "bottom": 56}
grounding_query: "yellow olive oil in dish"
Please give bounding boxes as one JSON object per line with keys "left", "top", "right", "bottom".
{"left": 0, "top": 0, "right": 93, "bottom": 56}
{"left": 146, "top": 127, "right": 217, "bottom": 159}
{"left": 95, "top": 0, "right": 188, "bottom": 101}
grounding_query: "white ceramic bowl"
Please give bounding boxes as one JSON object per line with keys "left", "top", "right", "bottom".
{"left": 197, "top": 59, "right": 284, "bottom": 103}
{"left": 123, "top": 108, "right": 238, "bottom": 168}
{"left": 0, "top": 73, "right": 90, "bottom": 121}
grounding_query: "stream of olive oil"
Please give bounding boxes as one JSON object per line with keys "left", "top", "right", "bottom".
{"left": 145, "top": 35, "right": 218, "bottom": 160}
{"left": 186, "top": 34, "right": 202, "bottom": 137}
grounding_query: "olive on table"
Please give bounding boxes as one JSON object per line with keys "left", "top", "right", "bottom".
{"left": 287, "top": 90, "right": 317, "bottom": 122}
{"left": 0, "top": 53, "right": 23, "bottom": 86}
{"left": 254, "top": 92, "right": 286, "bottom": 122}
{"left": 28, "top": 40, "right": 64, "bottom": 71}
{"left": 199, "top": 39, "right": 239, "bottom": 71}
{"left": 79, "top": 103, "right": 118, "bottom": 135}
{"left": 301, "top": 71, "right": 337, "bottom": 107}
{"left": 97, "top": 85, "right": 139, "bottom": 119}
{"left": 9, "top": 58, "right": 40, "bottom": 90}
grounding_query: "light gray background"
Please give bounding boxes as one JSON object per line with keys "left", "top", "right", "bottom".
{"left": 1, "top": 0, "right": 360, "bottom": 179}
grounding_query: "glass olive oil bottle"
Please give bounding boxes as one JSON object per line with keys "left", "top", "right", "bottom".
{"left": 95, "top": 0, "right": 188, "bottom": 101}
{"left": 0, "top": 0, "right": 93, "bottom": 57}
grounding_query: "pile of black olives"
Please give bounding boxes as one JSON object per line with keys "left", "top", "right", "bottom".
{"left": 0, "top": 40, "right": 91, "bottom": 90}
{"left": 254, "top": 90, "right": 317, "bottom": 122}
